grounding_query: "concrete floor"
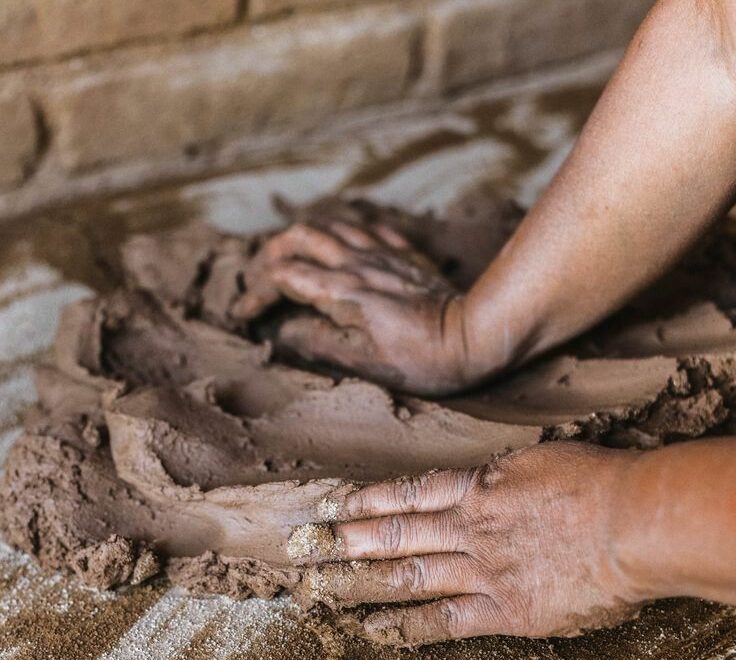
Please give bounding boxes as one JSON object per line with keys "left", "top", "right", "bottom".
{"left": 1, "top": 56, "right": 736, "bottom": 659}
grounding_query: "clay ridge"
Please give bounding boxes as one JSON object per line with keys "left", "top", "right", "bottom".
{"left": 2, "top": 193, "right": 736, "bottom": 604}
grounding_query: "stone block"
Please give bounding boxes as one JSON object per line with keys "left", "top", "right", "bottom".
{"left": 427, "top": 0, "right": 655, "bottom": 91}
{"left": 0, "top": 0, "right": 239, "bottom": 66}
{"left": 0, "top": 90, "right": 38, "bottom": 188}
{"left": 49, "top": 6, "right": 422, "bottom": 171}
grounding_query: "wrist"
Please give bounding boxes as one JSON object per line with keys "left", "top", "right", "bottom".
{"left": 437, "top": 294, "right": 477, "bottom": 389}
{"left": 572, "top": 447, "right": 652, "bottom": 606}
{"left": 440, "top": 294, "right": 518, "bottom": 389}
{"left": 454, "top": 285, "right": 545, "bottom": 386}
{"left": 607, "top": 449, "right": 680, "bottom": 601}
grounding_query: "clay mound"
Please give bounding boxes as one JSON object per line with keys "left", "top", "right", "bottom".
{"left": 3, "top": 194, "right": 736, "bottom": 603}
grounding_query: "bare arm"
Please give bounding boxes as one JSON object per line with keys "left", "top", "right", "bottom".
{"left": 614, "top": 437, "right": 736, "bottom": 604}
{"left": 462, "top": 0, "right": 736, "bottom": 380}
{"left": 237, "top": 0, "right": 736, "bottom": 396}
{"left": 254, "top": 0, "right": 736, "bottom": 643}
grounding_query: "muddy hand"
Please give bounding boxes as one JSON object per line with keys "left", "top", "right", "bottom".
{"left": 233, "top": 221, "right": 473, "bottom": 395}
{"left": 292, "top": 443, "right": 644, "bottom": 646}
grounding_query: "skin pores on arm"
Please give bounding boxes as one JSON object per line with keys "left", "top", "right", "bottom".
{"left": 611, "top": 437, "right": 736, "bottom": 604}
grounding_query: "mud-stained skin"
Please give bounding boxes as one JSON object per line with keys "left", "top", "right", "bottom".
{"left": 4, "top": 192, "right": 736, "bottom": 628}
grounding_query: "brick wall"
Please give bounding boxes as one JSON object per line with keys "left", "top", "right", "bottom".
{"left": 0, "top": 0, "right": 655, "bottom": 218}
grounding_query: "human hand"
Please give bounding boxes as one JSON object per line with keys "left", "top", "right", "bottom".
{"left": 233, "top": 221, "right": 473, "bottom": 395}
{"left": 291, "top": 443, "right": 644, "bottom": 646}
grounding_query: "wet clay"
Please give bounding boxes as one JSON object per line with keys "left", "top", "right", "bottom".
{"left": 4, "top": 192, "right": 736, "bottom": 638}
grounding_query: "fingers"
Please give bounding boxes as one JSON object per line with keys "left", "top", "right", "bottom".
{"left": 235, "top": 259, "right": 363, "bottom": 323}
{"left": 270, "top": 261, "right": 361, "bottom": 306}
{"left": 329, "top": 222, "right": 379, "bottom": 250}
{"left": 290, "top": 511, "right": 459, "bottom": 564}
{"left": 234, "top": 219, "right": 430, "bottom": 324}
{"left": 333, "top": 510, "right": 460, "bottom": 561}
{"left": 264, "top": 224, "right": 350, "bottom": 268}
{"left": 355, "top": 266, "right": 421, "bottom": 295}
{"left": 266, "top": 221, "right": 411, "bottom": 265}
{"left": 307, "top": 553, "right": 472, "bottom": 606}
{"left": 372, "top": 223, "right": 411, "bottom": 250}
{"left": 328, "top": 220, "right": 412, "bottom": 253}
{"left": 294, "top": 469, "right": 477, "bottom": 563}
{"left": 232, "top": 283, "right": 280, "bottom": 320}
{"left": 362, "top": 594, "right": 497, "bottom": 646}
{"left": 235, "top": 222, "right": 406, "bottom": 319}
{"left": 234, "top": 225, "right": 355, "bottom": 319}
{"left": 233, "top": 224, "right": 349, "bottom": 320}
{"left": 277, "top": 316, "right": 369, "bottom": 367}
{"left": 339, "top": 469, "right": 476, "bottom": 521}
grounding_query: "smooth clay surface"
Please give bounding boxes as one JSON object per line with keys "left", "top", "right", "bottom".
{"left": 4, "top": 193, "right": 736, "bottom": 635}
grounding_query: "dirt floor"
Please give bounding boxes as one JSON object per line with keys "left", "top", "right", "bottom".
{"left": 1, "top": 60, "right": 736, "bottom": 659}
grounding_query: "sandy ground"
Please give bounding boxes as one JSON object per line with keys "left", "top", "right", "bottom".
{"left": 1, "top": 59, "right": 736, "bottom": 659}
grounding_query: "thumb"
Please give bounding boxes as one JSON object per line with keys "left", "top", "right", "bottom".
{"left": 277, "top": 315, "right": 373, "bottom": 370}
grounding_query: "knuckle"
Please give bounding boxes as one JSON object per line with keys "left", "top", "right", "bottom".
{"left": 375, "top": 516, "right": 405, "bottom": 554}
{"left": 377, "top": 222, "right": 403, "bottom": 240}
{"left": 294, "top": 225, "right": 340, "bottom": 253}
{"left": 436, "top": 600, "right": 463, "bottom": 637}
{"left": 452, "top": 468, "right": 478, "bottom": 502}
{"left": 473, "top": 458, "right": 504, "bottom": 490}
{"left": 305, "top": 226, "right": 340, "bottom": 248}
{"left": 394, "top": 475, "right": 426, "bottom": 512}
{"left": 342, "top": 270, "right": 365, "bottom": 289}
{"left": 477, "top": 593, "right": 511, "bottom": 632}
{"left": 391, "top": 556, "right": 428, "bottom": 594}
{"left": 349, "top": 492, "right": 369, "bottom": 519}
{"left": 338, "top": 222, "right": 370, "bottom": 243}
{"left": 464, "top": 458, "right": 511, "bottom": 509}
{"left": 278, "top": 262, "right": 306, "bottom": 282}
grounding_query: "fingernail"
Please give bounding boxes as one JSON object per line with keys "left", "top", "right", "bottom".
{"left": 287, "top": 523, "right": 343, "bottom": 564}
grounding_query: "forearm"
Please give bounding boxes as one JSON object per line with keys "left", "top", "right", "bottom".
{"left": 459, "top": 0, "right": 736, "bottom": 379}
{"left": 613, "top": 438, "right": 736, "bottom": 603}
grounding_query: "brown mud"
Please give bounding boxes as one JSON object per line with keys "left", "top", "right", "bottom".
{"left": 3, "top": 192, "right": 736, "bottom": 648}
